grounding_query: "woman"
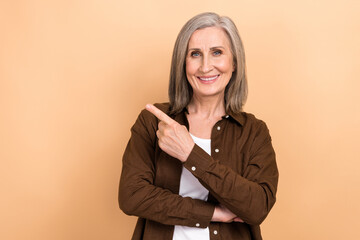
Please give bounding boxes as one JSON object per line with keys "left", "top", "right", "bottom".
{"left": 119, "top": 12, "right": 278, "bottom": 240}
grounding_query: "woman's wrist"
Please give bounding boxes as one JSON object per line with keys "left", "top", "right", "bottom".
{"left": 211, "top": 205, "right": 219, "bottom": 222}
{"left": 211, "top": 205, "right": 244, "bottom": 223}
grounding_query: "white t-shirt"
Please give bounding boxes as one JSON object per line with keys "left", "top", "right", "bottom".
{"left": 172, "top": 134, "right": 211, "bottom": 240}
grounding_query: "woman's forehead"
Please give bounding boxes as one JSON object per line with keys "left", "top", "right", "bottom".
{"left": 188, "top": 27, "right": 231, "bottom": 49}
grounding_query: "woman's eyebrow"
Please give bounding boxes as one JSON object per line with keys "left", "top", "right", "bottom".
{"left": 210, "top": 46, "right": 225, "bottom": 50}
{"left": 188, "top": 46, "right": 225, "bottom": 52}
{"left": 188, "top": 48, "right": 201, "bottom": 52}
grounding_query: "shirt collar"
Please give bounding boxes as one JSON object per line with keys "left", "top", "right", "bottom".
{"left": 180, "top": 107, "right": 245, "bottom": 126}
{"left": 225, "top": 109, "right": 245, "bottom": 126}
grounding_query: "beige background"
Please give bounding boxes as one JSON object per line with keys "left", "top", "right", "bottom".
{"left": 1, "top": 0, "right": 360, "bottom": 239}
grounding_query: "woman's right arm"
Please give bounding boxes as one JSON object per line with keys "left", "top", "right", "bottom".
{"left": 119, "top": 108, "right": 215, "bottom": 228}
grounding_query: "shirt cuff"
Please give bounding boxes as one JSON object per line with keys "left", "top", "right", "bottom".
{"left": 184, "top": 144, "right": 214, "bottom": 178}
{"left": 186, "top": 199, "right": 215, "bottom": 228}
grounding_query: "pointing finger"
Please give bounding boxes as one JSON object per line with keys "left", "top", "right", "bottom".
{"left": 145, "top": 104, "right": 176, "bottom": 125}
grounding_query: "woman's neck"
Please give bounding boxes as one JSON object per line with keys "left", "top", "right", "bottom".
{"left": 187, "top": 94, "right": 226, "bottom": 119}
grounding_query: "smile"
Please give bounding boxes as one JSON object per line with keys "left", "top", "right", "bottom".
{"left": 197, "top": 75, "right": 219, "bottom": 82}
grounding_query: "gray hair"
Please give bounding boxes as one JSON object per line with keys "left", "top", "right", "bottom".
{"left": 169, "top": 12, "right": 248, "bottom": 114}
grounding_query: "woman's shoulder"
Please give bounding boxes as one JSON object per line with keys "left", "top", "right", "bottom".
{"left": 230, "top": 111, "right": 267, "bottom": 126}
{"left": 153, "top": 102, "right": 171, "bottom": 113}
{"left": 242, "top": 112, "right": 264, "bottom": 123}
{"left": 239, "top": 112, "right": 272, "bottom": 143}
{"left": 131, "top": 103, "right": 171, "bottom": 139}
{"left": 234, "top": 111, "right": 271, "bottom": 134}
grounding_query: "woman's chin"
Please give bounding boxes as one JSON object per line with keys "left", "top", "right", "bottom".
{"left": 192, "top": 89, "right": 225, "bottom": 99}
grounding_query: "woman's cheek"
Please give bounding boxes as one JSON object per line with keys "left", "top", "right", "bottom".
{"left": 186, "top": 61, "right": 199, "bottom": 75}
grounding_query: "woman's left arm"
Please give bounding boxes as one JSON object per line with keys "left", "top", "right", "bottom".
{"left": 184, "top": 121, "right": 278, "bottom": 226}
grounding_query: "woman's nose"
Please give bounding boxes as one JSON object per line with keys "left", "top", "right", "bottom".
{"left": 200, "top": 55, "right": 213, "bottom": 73}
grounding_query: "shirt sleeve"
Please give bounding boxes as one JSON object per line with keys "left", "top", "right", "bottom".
{"left": 118, "top": 109, "right": 215, "bottom": 228}
{"left": 183, "top": 120, "right": 279, "bottom": 225}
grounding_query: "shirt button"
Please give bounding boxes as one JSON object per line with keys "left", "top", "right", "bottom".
{"left": 213, "top": 230, "right": 218, "bottom": 235}
{"left": 225, "top": 115, "right": 229, "bottom": 118}
{"left": 191, "top": 166, "right": 196, "bottom": 171}
{"left": 217, "top": 126, "right": 221, "bottom": 130}
{"left": 195, "top": 223, "right": 200, "bottom": 227}
{"left": 215, "top": 148, "right": 219, "bottom": 153}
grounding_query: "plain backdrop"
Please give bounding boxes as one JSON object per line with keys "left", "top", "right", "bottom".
{"left": 1, "top": 0, "right": 360, "bottom": 239}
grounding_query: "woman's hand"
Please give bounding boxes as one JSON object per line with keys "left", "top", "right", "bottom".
{"left": 146, "top": 104, "right": 195, "bottom": 163}
{"left": 211, "top": 205, "right": 244, "bottom": 223}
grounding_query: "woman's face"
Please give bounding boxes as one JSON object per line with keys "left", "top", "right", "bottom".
{"left": 185, "top": 26, "right": 234, "bottom": 99}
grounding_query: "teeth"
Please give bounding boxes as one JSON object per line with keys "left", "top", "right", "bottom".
{"left": 199, "top": 75, "right": 218, "bottom": 81}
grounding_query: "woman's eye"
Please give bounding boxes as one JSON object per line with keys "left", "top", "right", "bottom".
{"left": 213, "top": 50, "right": 222, "bottom": 56}
{"left": 191, "top": 51, "right": 200, "bottom": 57}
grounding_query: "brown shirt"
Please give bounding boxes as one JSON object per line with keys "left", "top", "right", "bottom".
{"left": 119, "top": 103, "right": 278, "bottom": 240}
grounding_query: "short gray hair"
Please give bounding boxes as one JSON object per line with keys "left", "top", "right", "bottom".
{"left": 169, "top": 12, "right": 248, "bottom": 114}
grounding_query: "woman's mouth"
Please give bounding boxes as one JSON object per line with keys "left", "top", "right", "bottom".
{"left": 197, "top": 75, "right": 219, "bottom": 83}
